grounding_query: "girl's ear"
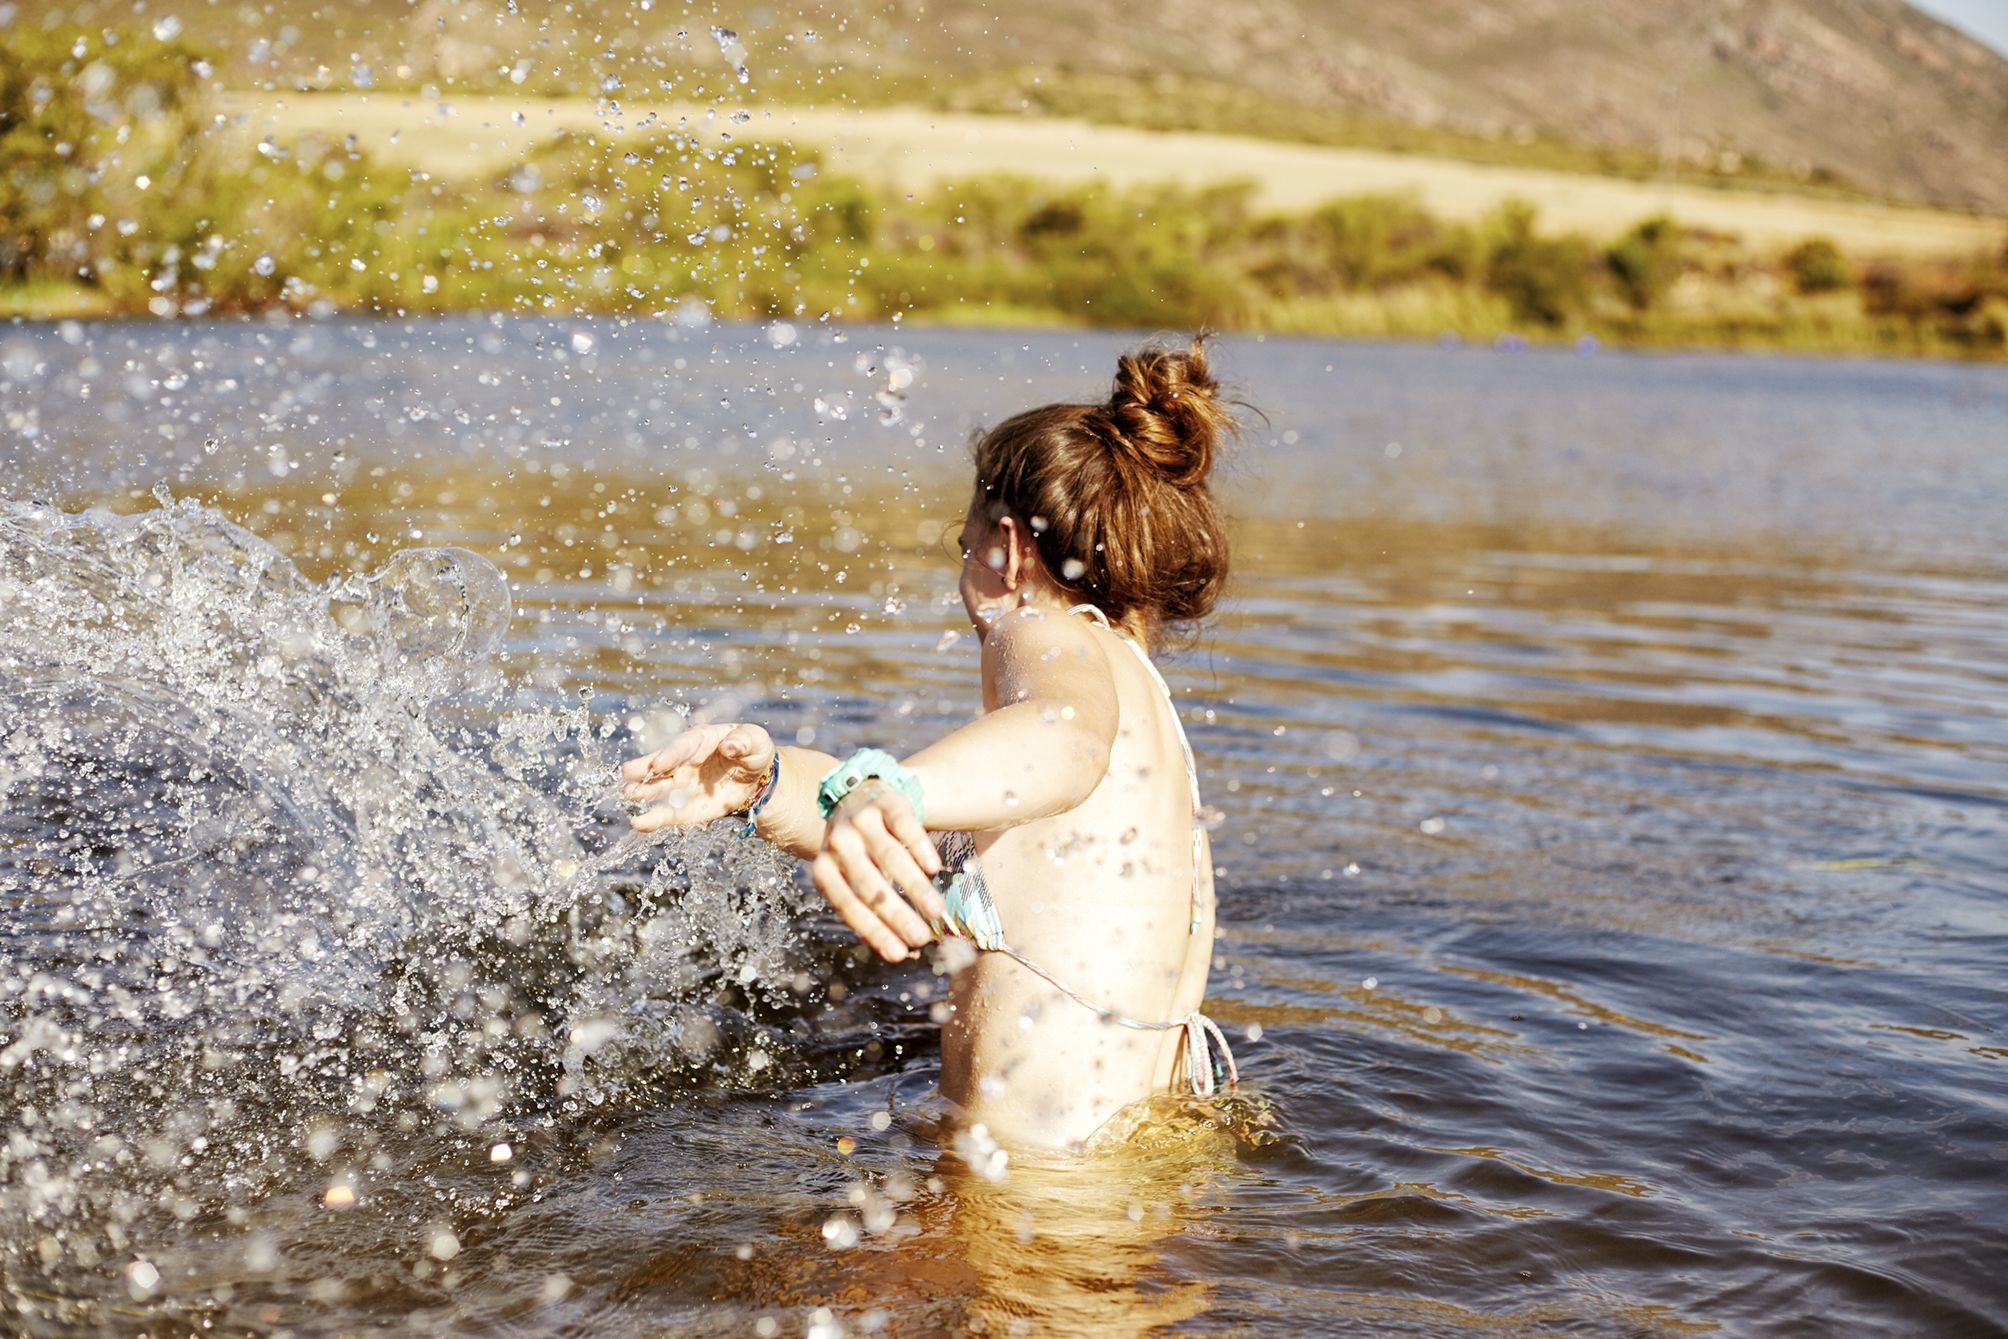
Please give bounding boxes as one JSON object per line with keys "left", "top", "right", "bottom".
{"left": 995, "top": 514, "right": 1025, "bottom": 591}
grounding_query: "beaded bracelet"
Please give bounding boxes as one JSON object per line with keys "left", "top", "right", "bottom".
{"left": 816, "top": 747, "right": 925, "bottom": 822}
{"left": 729, "top": 752, "right": 782, "bottom": 838}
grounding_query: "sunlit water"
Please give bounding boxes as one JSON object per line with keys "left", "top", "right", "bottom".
{"left": 3, "top": 321, "right": 2005, "bottom": 1335}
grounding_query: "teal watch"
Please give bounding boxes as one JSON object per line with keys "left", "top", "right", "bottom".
{"left": 816, "top": 747, "right": 925, "bottom": 821}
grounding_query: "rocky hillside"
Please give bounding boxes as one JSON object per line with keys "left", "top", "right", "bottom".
{"left": 20, "top": 0, "right": 2008, "bottom": 211}
{"left": 832, "top": 0, "right": 2008, "bottom": 212}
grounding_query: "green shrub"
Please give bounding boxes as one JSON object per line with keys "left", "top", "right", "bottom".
{"left": 1606, "top": 215, "right": 1683, "bottom": 310}
{"left": 1301, "top": 193, "right": 1464, "bottom": 289}
{"left": 1784, "top": 237, "right": 1851, "bottom": 294}
{"left": 1481, "top": 200, "right": 1590, "bottom": 326}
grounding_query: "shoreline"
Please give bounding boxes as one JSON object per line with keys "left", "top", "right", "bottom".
{"left": 10, "top": 302, "right": 2006, "bottom": 368}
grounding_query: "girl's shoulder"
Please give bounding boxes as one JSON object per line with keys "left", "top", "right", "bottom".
{"left": 979, "top": 607, "right": 1120, "bottom": 722}
{"left": 980, "top": 604, "right": 1107, "bottom": 671}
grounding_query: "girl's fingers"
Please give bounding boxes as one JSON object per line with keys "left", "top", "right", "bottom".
{"left": 828, "top": 827, "right": 933, "bottom": 948}
{"left": 621, "top": 755, "right": 709, "bottom": 803}
{"left": 718, "top": 723, "right": 772, "bottom": 772}
{"left": 653, "top": 727, "right": 723, "bottom": 775}
{"left": 621, "top": 743, "right": 684, "bottom": 783}
{"left": 630, "top": 805, "right": 678, "bottom": 832}
{"left": 863, "top": 822, "right": 945, "bottom": 926}
{"left": 621, "top": 731, "right": 698, "bottom": 780}
{"left": 629, "top": 781, "right": 730, "bottom": 830}
{"left": 882, "top": 803, "right": 942, "bottom": 877}
{"left": 622, "top": 724, "right": 728, "bottom": 782}
{"left": 620, "top": 769, "right": 685, "bottom": 803}
{"left": 812, "top": 852, "right": 910, "bottom": 962}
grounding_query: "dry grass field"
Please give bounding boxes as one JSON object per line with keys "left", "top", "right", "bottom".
{"left": 224, "top": 93, "right": 2006, "bottom": 260}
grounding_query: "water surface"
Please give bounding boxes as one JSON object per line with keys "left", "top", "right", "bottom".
{"left": 2, "top": 321, "right": 2005, "bottom": 1335}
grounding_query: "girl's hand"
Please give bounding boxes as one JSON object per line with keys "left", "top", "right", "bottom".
{"left": 813, "top": 779, "right": 946, "bottom": 962}
{"left": 620, "top": 723, "right": 773, "bottom": 831}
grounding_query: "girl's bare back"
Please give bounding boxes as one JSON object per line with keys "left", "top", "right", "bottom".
{"left": 939, "top": 609, "right": 1217, "bottom": 1148}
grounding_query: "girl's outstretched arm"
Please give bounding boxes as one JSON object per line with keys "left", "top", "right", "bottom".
{"left": 904, "top": 606, "right": 1120, "bottom": 831}
{"left": 622, "top": 609, "right": 1120, "bottom": 962}
{"left": 809, "top": 606, "right": 1119, "bottom": 960}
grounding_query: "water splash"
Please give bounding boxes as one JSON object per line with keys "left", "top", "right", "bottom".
{"left": 0, "top": 497, "right": 824, "bottom": 1310}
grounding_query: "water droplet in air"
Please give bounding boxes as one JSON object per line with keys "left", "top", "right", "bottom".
{"left": 244, "top": 1235, "right": 279, "bottom": 1272}
{"left": 120, "top": 1260, "right": 160, "bottom": 1301}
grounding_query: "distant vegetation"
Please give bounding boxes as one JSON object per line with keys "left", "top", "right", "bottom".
{"left": 5, "top": 29, "right": 2007, "bottom": 357}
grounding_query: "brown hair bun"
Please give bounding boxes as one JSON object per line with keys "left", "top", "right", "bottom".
{"left": 1097, "top": 335, "right": 1235, "bottom": 489}
{"left": 970, "top": 332, "right": 1248, "bottom": 644}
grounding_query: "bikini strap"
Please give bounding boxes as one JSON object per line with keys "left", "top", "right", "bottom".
{"left": 1065, "top": 604, "right": 1202, "bottom": 815}
{"left": 995, "top": 943, "right": 1239, "bottom": 1095}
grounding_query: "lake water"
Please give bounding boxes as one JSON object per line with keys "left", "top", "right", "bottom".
{"left": 2, "top": 320, "right": 2004, "bottom": 1335}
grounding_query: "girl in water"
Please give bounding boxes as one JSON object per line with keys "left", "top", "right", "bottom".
{"left": 620, "top": 336, "right": 1241, "bottom": 1151}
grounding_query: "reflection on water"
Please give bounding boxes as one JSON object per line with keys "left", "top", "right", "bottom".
{"left": 2, "top": 322, "right": 2005, "bottom": 1334}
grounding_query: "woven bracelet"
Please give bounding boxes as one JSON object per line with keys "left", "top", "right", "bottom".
{"left": 732, "top": 752, "right": 782, "bottom": 838}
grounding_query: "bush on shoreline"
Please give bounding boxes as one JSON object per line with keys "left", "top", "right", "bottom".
{"left": 4, "top": 28, "right": 2006, "bottom": 355}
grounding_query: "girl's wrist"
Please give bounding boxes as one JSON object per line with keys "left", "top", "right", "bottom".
{"left": 728, "top": 752, "right": 782, "bottom": 837}
{"left": 816, "top": 747, "right": 925, "bottom": 822}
